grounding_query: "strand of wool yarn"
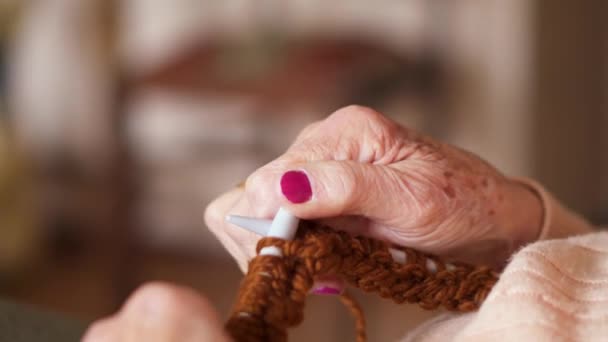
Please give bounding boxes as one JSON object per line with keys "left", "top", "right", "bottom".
{"left": 225, "top": 222, "right": 498, "bottom": 342}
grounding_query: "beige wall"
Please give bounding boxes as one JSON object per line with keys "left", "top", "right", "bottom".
{"left": 532, "top": 1, "right": 607, "bottom": 223}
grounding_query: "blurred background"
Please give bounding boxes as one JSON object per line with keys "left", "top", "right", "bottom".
{"left": 0, "top": 1, "right": 606, "bottom": 341}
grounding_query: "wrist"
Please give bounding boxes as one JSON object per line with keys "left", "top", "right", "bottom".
{"left": 499, "top": 178, "right": 545, "bottom": 248}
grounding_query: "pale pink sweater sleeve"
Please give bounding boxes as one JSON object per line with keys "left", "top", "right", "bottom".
{"left": 404, "top": 179, "right": 601, "bottom": 342}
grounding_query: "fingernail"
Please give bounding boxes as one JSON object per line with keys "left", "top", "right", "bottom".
{"left": 311, "top": 286, "right": 341, "bottom": 295}
{"left": 280, "top": 170, "right": 312, "bottom": 204}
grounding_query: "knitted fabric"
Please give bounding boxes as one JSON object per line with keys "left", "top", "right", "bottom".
{"left": 225, "top": 221, "right": 498, "bottom": 342}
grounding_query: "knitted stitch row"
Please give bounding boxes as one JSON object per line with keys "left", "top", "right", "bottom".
{"left": 226, "top": 221, "right": 498, "bottom": 342}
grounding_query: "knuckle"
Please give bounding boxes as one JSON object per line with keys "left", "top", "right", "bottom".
{"left": 331, "top": 105, "right": 397, "bottom": 139}
{"left": 332, "top": 105, "right": 385, "bottom": 123}
{"left": 204, "top": 198, "right": 224, "bottom": 236}
{"left": 204, "top": 188, "right": 245, "bottom": 237}
{"left": 330, "top": 106, "right": 405, "bottom": 163}
{"left": 203, "top": 194, "right": 256, "bottom": 272}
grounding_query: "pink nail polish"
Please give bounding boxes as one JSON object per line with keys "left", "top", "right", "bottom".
{"left": 280, "top": 170, "right": 312, "bottom": 204}
{"left": 312, "top": 286, "right": 341, "bottom": 295}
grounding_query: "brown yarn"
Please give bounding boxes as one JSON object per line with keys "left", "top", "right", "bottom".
{"left": 226, "top": 221, "right": 499, "bottom": 342}
{"left": 340, "top": 291, "right": 366, "bottom": 342}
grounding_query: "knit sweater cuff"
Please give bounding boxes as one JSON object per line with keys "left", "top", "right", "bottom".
{"left": 513, "top": 178, "right": 595, "bottom": 240}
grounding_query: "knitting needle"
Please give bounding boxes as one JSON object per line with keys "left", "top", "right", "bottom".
{"left": 260, "top": 207, "right": 299, "bottom": 256}
{"left": 225, "top": 215, "right": 274, "bottom": 236}
{"left": 229, "top": 208, "right": 298, "bottom": 321}
{"left": 227, "top": 214, "right": 426, "bottom": 269}
{"left": 226, "top": 216, "right": 456, "bottom": 273}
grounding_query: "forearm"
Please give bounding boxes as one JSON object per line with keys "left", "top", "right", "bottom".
{"left": 514, "top": 178, "right": 595, "bottom": 240}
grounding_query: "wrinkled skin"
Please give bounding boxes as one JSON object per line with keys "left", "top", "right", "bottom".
{"left": 206, "top": 105, "right": 542, "bottom": 272}
{"left": 84, "top": 105, "right": 543, "bottom": 341}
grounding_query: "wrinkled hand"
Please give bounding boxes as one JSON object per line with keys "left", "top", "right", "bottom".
{"left": 83, "top": 283, "right": 230, "bottom": 342}
{"left": 205, "top": 105, "right": 543, "bottom": 274}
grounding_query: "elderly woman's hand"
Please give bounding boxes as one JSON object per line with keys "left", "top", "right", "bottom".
{"left": 83, "top": 283, "right": 230, "bottom": 342}
{"left": 205, "top": 105, "right": 543, "bottom": 274}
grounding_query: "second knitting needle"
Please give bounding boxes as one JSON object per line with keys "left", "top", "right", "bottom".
{"left": 259, "top": 207, "right": 299, "bottom": 257}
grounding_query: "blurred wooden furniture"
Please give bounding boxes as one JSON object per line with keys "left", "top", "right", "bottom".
{"left": 4, "top": 2, "right": 607, "bottom": 341}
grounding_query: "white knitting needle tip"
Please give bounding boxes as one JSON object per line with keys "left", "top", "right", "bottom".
{"left": 225, "top": 215, "right": 272, "bottom": 236}
{"left": 260, "top": 207, "right": 299, "bottom": 256}
{"left": 226, "top": 209, "right": 300, "bottom": 257}
{"left": 389, "top": 248, "right": 407, "bottom": 264}
{"left": 267, "top": 207, "right": 299, "bottom": 240}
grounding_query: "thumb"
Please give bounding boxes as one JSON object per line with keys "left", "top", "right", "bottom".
{"left": 247, "top": 160, "right": 412, "bottom": 223}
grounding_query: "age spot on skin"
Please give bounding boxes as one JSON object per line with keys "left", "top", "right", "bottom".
{"left": 488, "top": 209, "right": 495, "bottom": 216}
{"left": 443, "top": 185, "right": 456, "bottom": 199}
{"left": 462, "top": 177, "right": 476, "bottom": 190}
{"left": 443, "top": 171, "right": 454, "bottom": 178}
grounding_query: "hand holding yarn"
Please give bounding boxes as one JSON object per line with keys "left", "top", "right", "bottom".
{"left": 205, "top": 105, "right": 544, "bottom": 275}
